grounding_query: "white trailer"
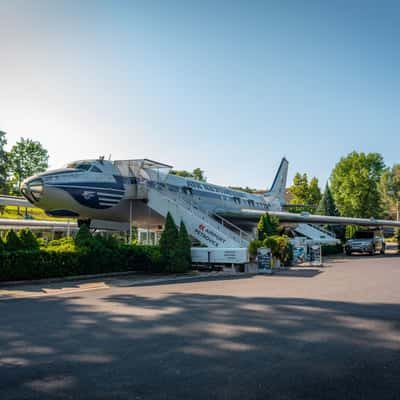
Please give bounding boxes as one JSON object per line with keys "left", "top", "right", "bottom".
{"left": 191, "top": 247, "right": 249, "bottom": 267}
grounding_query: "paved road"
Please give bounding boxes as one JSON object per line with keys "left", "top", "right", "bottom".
{"left": 1, "top": 255, "right": 400, "bottom": 399}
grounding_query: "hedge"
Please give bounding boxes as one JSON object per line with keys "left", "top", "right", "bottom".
{"left": 0, "top": 245, "right": 163, "bottom": 282}
{"left": 321, "top": 243, "right": 343, "bottom": 256}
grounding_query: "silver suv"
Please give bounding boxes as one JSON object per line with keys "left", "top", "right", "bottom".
{"left": 345, "top": 230, "right": 385, "bottom": 256}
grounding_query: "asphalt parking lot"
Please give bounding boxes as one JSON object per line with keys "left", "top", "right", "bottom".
{"left": 1, "top": 254, "right": 400, "bottom": 400}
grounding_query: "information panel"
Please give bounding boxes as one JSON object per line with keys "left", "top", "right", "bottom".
{"left": 310, "top": 245, "right": 322, "bottom": 266}
{"left": 257, "top": 247, "right": 272, "bottom": 274}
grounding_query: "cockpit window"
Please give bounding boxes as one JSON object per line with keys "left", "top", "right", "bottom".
{"left": 76, "top": 163, "right": 91, "bottom": 171}
{"left": 67, "top": 161, "right": 92, "bottom": 171}
{"left": 90, "top": 165, "right": 102, "bottom": 173}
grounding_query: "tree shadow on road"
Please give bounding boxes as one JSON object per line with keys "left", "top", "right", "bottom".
{"left": 1, "top": 288, "right": 399, "bottom": 400}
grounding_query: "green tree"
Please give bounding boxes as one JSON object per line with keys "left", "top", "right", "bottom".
{"left": 345, "top": 225, "right": 361, "bottom": 240}
{"left": 75, "top": 224, "right": 93, "bottom": 248}
{"left": 289, "top": 173, "right": 321, "bottom": 211}
{"left": 5, "top": 230, "right": 22, "bottom": 251}
{"left": 170, "top": 168, "right": 206, "bottom": 182}
{"left": 159, "top": 212, "right": 179, "bottom": 270}
{"left": 8, "top": 138, "right": 49, "bottom": 191}
{"left": 257, "top": 213, "right": 281, "bottom": 240}
{"left": 317, "top": 183, "right": 345, "bottom": 241}
{"left": 379, "top": 164, "right": 400, "bottom": 220}
{"left": 317, "top": 184, "right": 338, "bottom": 216}
{"left": 18, "top": 229, "right": 39, "bottom": 250}
{"left": 308, "top": 177, "right": 322, "bottom": 209}
{"left": 0, "top": 131, "right": 9, "bottom": 194}
{"left": 170, "top": 170, "right": 194, "bottom": 178}
{"left": 330, "top": 152, "right": 385, "bottom": 218}
{"left": 289, "top": 173, "right": 309, "bottom": 205}
{"left": 192, "top": 168, "right": 206, "bottom": 182}
{"left": 173, "top": 222, "right": 192, "bottom": 273}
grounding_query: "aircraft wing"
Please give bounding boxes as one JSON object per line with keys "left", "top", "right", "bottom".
{"left": 0, "top": 195, "right": 33, "bottom": 207}
{"left": 0, "top": 218, "right": 77, "bottom": 230}
{"left": 220, "top": 209, "right": 400, "bottom": 228}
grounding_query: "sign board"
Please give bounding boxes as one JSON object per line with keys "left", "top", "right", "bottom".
{"left": 257, "top": 247, "right": 272, "bottom": 274}
{"left": 293, "top": 245, "right": 307, "bottom": 264}
{"left": 310, "top": 245, "right": 322, "bottom": 266}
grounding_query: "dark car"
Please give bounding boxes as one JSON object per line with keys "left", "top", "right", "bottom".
{"left": 345, "top": 230, "right": 385, "bottom": 256}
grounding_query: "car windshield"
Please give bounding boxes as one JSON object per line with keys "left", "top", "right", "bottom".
{"left": 354, "top": 231, "right": 374, "bottom": 239}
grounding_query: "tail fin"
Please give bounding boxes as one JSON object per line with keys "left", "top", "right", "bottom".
{"left": 265, "top": 157, "right": 288, "bottom": 203}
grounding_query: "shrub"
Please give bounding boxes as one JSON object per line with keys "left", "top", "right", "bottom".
{"left": 159, "top": 212, "right": 178, "bottom": 270}
{"left": 0, "top": 245, "right": 165, "bottom": 282}
{"left": 4, "top": 230, "right": 23, "bottom": 252}
{"left": 263, "top": 235, "right": 292, "bottom": 265}
{"left": 248, "top": 239, "right": 263, "bottom": 257}
{"left": 75, "top": 224, "right": 93, "bottom": 248}
{"left": 170, "top": 222, "right": 191, "bottom": 273}
{"left": 321, "top": 243, "right": 343, "bottom": 256}
{"left": 18, "top": 229, "right": 39, "bottom": 250}
{"left": 45, "top": 237, "right": 76, "bottom": 252}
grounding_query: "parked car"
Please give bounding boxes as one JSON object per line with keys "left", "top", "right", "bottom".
{"left": 345, "top": 230, "right": 385, "bottom": 256}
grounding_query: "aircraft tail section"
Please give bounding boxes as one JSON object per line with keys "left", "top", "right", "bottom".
{"left": 265, "top": 157, "right": 288, "bottom": 203}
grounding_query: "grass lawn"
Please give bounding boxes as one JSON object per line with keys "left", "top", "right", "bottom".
{"left": 0, "top": 205, "right": 74, "bottom": 222}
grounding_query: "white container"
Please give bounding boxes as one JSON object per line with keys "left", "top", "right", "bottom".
{"left": 191, "top": 247, "right": 249, "bottom": 265}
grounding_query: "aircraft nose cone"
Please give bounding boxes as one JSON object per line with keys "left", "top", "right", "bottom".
{"left": 21, "top": 177, "right": 44, "bottom": 204}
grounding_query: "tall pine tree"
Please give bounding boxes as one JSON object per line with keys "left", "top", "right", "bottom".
{"left": 173, "top": 222, "right": 192, "bottom": 273}
{"left": 159, "top": 212, "right": 178, "bottom": 270}
{"left": 317, "top": 184, "right": 338, "bottom": 216}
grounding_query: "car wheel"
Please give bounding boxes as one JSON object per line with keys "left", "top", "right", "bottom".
{"left": 370, "top": 246, "right": 375, "bottom": 256}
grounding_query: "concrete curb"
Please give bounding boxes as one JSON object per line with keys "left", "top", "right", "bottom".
{"left": 0, "top": 271, "right": 158, "bottom": 288}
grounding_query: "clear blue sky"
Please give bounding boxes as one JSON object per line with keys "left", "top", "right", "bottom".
{"left": 0, "top": 0, "right": 399, "bottom": 189}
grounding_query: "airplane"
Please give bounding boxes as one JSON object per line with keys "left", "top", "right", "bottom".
{"left": 20, "top": 157, "right": 400, "bottom": 241}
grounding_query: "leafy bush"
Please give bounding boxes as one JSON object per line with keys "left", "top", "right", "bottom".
{"left": 0, "top": 224, "right": 189, "bottom": 281}
{"left": 18, "top": 229, "right": 39, "bottom": 250}
{"left": 0, "top": 245, "right": 164, "bottom": 282}
{"left": 248, "top": 239, "right": 263, "bottom": 257}
{"left": 249, "top": 235, "right": 292, "bottom": 265}
{"left": 75, "top": 224, "right": 93, "bottom": 248}
{"left": 4, "top": 230, "right": 22, "bottom": 252}
{"left": 321, "top": 243, "right": 343, "bottom": 256}
{"left": 45, "top": 237, "right": 76, "bottom": 252}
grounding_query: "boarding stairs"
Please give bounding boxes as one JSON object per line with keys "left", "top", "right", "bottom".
{"left": 147, "top": 185, "right": 252, "bottom": 248}
{"left": 294, "top": 223, "right": 339, "bottom": 244}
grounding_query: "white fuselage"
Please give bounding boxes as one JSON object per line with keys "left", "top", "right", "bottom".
{"left": 21, "top": 159, "right": 283, "bottom": 228}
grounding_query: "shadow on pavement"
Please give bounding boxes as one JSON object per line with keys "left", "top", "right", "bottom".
{"left": 1, "top": 289, "right": 399, "bottom": 399}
